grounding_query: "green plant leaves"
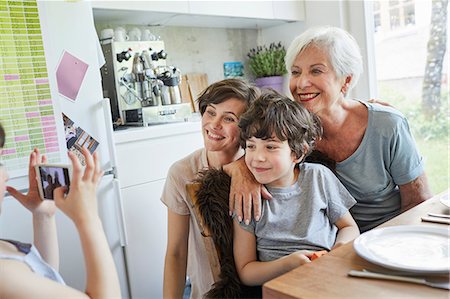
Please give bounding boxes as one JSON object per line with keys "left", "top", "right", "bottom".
{"left": 247, "top": 42, "right": 287, "bottom": 78}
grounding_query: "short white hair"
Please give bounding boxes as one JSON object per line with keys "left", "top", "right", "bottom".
{"left": 285, "top": 26, "right": 363, "bottom": 92}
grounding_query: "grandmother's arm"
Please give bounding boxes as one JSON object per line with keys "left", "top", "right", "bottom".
{"left": 399, "top": 173, "right": 433, "bottom": 212}
{"left": 223, "top": 157, "right": 271, "bottom": 225}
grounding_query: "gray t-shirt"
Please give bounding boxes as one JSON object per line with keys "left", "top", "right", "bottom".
{"left": 239, "top": 163, "right": 356, "bottom": 262}
{"left": 336, "top": 101, "right": 424, "bottom": 232}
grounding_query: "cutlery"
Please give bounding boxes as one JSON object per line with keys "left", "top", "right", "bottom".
{"left": 348, "top": 270, "right": 450, "bottom": 290}
{"left": 428, "top": 212, "right": 450, "bottom": 219}
{"left": 421, "top": 216, "right": 450, "bottom": 225}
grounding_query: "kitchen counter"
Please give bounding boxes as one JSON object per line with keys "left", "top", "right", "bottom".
{"left": 113, "top": 119, "right": 202, "bottom": 145}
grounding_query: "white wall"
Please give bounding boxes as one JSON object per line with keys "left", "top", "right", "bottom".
{"left": 95, "top": 23, "right": 258, "bottom": 85}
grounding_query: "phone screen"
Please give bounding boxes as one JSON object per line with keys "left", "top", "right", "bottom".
{"left": 38, "top": 165, "right": 70, "bottom": 200}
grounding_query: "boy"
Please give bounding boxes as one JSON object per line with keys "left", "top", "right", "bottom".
{"left": 234, "top": 90, "right": 360, "bottom": 286}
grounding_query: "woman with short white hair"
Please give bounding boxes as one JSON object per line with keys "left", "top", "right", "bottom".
{"left": 228, "top": 26, "right": 432, "bottom": 233}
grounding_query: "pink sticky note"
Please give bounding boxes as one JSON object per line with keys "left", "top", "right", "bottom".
{"left": 56, "top": 51, "right": 89, "bottom": 101}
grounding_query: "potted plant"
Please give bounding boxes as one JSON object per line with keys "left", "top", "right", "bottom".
{"left": 247, "top": 42, "right": 287, "bottom": 93}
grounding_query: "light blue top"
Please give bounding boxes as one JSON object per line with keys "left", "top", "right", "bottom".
{"left": 0, "top": 239, "right": 65, "bottom": 284}
{"left": 337, "top": 101, "right": 424, "bottom": 232}
{"left": 238, "top": 163, "right": 356, "bottom": 262}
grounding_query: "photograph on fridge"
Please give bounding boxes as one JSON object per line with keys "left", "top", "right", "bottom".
{"left": 62, "top": 113, "right": 99, "bottom": 165}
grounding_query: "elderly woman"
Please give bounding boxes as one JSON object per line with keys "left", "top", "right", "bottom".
{"left": 161, "top": 79, "right": 259, "bottom": 299}
{"left": 229, "top": 27, "right": 432, "bottom": 233}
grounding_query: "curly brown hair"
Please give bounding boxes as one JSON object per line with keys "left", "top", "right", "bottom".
{"left": 239, "top": 89, "right": 322, "bottom": 161}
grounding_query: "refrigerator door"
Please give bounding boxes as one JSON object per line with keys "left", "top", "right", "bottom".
{"left": 97, "top": 175, "right": 130, "bottom": 298}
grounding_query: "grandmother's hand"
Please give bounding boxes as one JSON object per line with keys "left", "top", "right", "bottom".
{"left": 223, "top": 157, "right": 272, "bottom": 224}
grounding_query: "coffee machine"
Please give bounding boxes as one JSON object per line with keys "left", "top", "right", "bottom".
{"left": 100, "top": 40, "right": 191, "bottom": 127}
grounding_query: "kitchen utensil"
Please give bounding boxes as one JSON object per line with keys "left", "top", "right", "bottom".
{"left": 114, "top": 27, "right": 129, "bottom": 42}
{"left": 100, "top": 28, "right": 114, "bottom": 40}
{"left": 428, "top": 212, "right": 450, "bottom": 219}
{"left": 142, "top": 29, "right": 155, "bottom": 41}
{"left": 348, "top": 270, "right": 450, "bottom": 290}
{"left": 353, "top": 225, "right": 450, "bottom": 274}
{"left": 128, "top": 27, "right": 142, "bottom": 41}
{"left": 186, "top": 73, "right": 208, "bottom": 112}
{"left": 421, "top": 216, "right": 450, "bottom": 225}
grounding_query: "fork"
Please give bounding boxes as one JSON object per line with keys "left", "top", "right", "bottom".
{"left": 348, "top": 270, "right": 450, "bottom": 290}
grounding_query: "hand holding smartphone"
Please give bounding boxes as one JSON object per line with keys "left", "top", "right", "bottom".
{"left": 35, "top": 164, "right": 71, "bottom": 200}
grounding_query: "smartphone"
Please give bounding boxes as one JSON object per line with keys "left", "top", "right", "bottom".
{"left": 35, "top": 164, "right": 71, "bottom": 200}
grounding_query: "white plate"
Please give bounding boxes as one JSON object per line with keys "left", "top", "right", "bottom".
{"left": 354, "top": 225, "right": 450, "bottom": 274}
{"left": 440, "top": 193, "right": 450, "bottom": 208}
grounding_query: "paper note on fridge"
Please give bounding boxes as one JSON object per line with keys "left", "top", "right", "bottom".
{"left": 56, "top": 50, "right": 89, "bottom": 101}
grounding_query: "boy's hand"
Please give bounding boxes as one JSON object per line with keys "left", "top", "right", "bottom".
{"left": 6, "top": 148, "right": 56, "bottom": 217}
{"left": 287, "top": 250, "right": 313, "bottom": 268}
{"left": 224, "top": 158, "right": 272, "bottom": 224}
{"left": 54, "top": 147, "right": 103, "bottom": 226}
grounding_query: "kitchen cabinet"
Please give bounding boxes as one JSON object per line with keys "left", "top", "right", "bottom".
{"left": 272, "top": 1, "right": 305, "bottom": 21}
{"left": 113, "top": 121, "right": 203, "bottom": 299}
{"left": 92, "top": 0, "right": 305, "bottom": 29}
{"left": 188, "top": 1, "right": 273, "bottom": 19}
{"left": 91, "top": 0, "right": 189, "bottom": 14}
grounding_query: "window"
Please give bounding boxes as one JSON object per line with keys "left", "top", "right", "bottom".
{"left": 372, "top": 0, "right": 449, "bottom": 193}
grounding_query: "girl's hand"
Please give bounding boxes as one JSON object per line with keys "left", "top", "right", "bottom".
{"left": 6, "top": 148, "right": 56, "bottom": 217}
{"left": 54, "top": 147, "right": 103, "bottom": 226}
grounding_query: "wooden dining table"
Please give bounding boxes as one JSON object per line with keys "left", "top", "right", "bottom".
{"left": 263, "top": 190, "right": 450, "bottom": 299}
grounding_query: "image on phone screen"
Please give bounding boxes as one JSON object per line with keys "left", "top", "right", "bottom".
{"left": 38, "top": 166, "right": 70, "bottom": 200}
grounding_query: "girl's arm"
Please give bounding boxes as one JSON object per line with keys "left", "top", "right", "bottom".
{"left": 163, "top": 210, "right": 190, "bottom": 299}
{"left": 54, "top": 147, "right": 121, "bottom": 298}
{"left": 332, "top": 211, "right": 360, "bottom": 249}
{"left": 1, "top": 148, "right": 121, "bottom": 299}
{"left": 233, "top": 219, "right": 311, "bottom": 286}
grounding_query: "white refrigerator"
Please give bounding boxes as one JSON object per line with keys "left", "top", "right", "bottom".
{"left": 0, "top": 1, "right": 130, "bottom": 298}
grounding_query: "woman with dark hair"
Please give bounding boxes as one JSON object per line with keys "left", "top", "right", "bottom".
{"left": 162, "top": 79, "right": 260, "bottom": 299}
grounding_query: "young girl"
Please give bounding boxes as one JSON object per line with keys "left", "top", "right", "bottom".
{"left": 0, "top": 123, "right": 121, "bottom": 298}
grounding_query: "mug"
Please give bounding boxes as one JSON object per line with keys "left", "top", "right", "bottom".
{"left": 100, "top": 28, "right": 114, "bottom": 40}
{"left": 142, "top": 29, "right": 155, "bottom": 41}
{"left": 129, "top": 27, "right": 142, "bottom": 41}
{"left": 114, "top": 29, "right": 129, "bottom": 42}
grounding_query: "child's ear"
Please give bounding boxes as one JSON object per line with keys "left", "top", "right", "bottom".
{"left": 293, "top": 153, "right": 305, "bottom": 164}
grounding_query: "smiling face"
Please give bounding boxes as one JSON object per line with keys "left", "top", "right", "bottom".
{"left": 289, "top": 45, "right": 347, "bottom": 115}
{"left": 244, "top": 136, "right": 300, "bottom": 188}
{"left": 201, "top": 97, "right": 247, "bottom": 156}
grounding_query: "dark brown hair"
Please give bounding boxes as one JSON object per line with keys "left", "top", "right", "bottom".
{"left": 197, "top": 78, "right": 260, "bottom": 116}
{"left": 0, "top": 123, "right": 5, "bottom": 148}
{"left": 239, "top": 89, "right": 322, "bottom": 160}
